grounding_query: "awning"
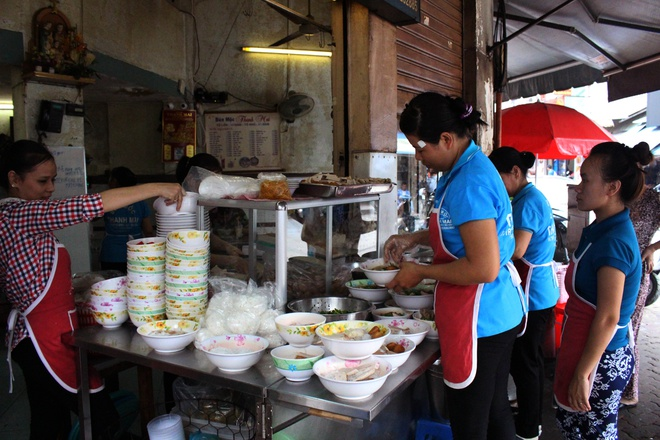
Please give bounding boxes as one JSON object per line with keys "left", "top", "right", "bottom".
{"left": 494, "top": 0, "right": 660, "bottom": 102}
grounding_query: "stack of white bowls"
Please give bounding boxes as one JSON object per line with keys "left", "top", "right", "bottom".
{"left": 165, "top": 230, "right": 210, "bottom": 322}
{"left": 126, "top": 237, "right": 167, "bottom": 326}
{"left": 154, "top": 192, "right": 199, "bottom": 238}
{"left": 146, "top": 414, "right": 185, "bottom": 440}
{"left": 88, "top": 276, "right": 128, "bottom": 329}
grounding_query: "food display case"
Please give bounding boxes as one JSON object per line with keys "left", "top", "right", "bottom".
{"left": 197, "top": 194, "right": 385, "bottom": 308}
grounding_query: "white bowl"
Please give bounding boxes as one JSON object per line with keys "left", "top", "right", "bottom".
{"left": 275, "top": 312, "right": 326, "bottom": 347}
{"left": 345, "top": 279, "right": 390, "bottom": 303}
{"left": 92, "top": 308, "right": 128, "bottom": 329}
{"left": 153, "top": 192, "right": 198, "bottom": 215}
{"left": 90, "top": 276, "right": 127, "bottom": 296}
{"left": 371, "top": 307, "right": 412, "bottom": 320}
{"left": 137, "top": 319, "right": 199, "bottom": 353}
{"left": 374, "top": 318, "right": 429, "bottom": 345}
{"left": 359, "top": 258, "right": 400, "bottom": 286}
{"left": 313, "top": 355, "right": 393, "bottom": 400}
{"left": 167, "top": 230, "right": 210, "bottom": 249}
{"left": 413, "top": 309, "right": 438, "bottom": 340}
{"left": 126, "top": 237, "right": 166, "bottom": 252}
{"left": 315, "top": 320, "right": 390, "bottom": 360}
{"left": 270, "top": 345, "right": 325, "bottom": 381}
{"left": 199, "top": 334, "right": 269, "bottom": 372}
{"left": 128, "top": 310, "right": 167, "bottom": 327}
{"left": 390, "top": 291, "right": 434, "bottom": 310}
{"left": 372, "top": 335, "right": 416, "bottom": 371}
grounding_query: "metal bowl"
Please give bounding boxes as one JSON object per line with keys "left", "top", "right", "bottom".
{"left": 286, "top": 297, "right": 373, "bottom": 322}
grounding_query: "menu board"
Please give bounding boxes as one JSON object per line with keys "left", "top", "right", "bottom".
{"left": 204, "top": 112, "right": 281, "bottom": 171}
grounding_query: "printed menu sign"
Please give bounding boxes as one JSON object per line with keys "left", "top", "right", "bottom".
{"left": 204, "top": 112, "right": 281, "bottom": 171}
{"left": 162, "top": 110, "right": 196, "bottom": 162}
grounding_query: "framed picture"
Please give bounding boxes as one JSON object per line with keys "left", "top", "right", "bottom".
{"left": 162, "top": 110, "right": 196, "bottom": 162}
{"left": 31, "top": 6, "right": 72, "bottom": 72}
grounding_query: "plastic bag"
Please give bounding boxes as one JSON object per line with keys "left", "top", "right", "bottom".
{"left": 198, "top": 172, "right": 260, "bottom": 200}
{"left": 258, "top": 172, "right": 291, "bottom": 200}
{"left": 196, "top": 277, "right": 283, "bottom": 348}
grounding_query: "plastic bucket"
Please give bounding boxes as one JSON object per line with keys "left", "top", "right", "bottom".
{"left": 426, "top": 358, "right": 449, "bottom": 422}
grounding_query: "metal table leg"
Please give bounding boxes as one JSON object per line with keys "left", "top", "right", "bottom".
{"left": 77, "top": 346, "right": 92, "bottom": 440}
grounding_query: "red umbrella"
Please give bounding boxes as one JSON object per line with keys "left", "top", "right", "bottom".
{"left": 501, "top": 102, "right": 616, "bottom": 159}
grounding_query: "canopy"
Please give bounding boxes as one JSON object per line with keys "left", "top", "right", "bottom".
{"left": 500, "top": 102, "right": 616, "bottom": 159}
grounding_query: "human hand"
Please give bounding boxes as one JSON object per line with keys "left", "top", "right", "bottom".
{"left": 567, "top": 374, "right": 591, "bottom": 412}
{"left": 384, "top": 234, "right": 416, "bottom": 264}
{"left": 641, "top": 245, "right": 656, "bottom": 274}
{"left": 160, "top": 184, "right": 186, "bottom": 210}
{"left": 385, "top": 261, "right": 425, "bottom": 292}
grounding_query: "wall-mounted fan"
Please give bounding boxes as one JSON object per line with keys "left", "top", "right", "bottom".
{"left": 278, "top": 91, "right": 315, "bottom": 122}
{"left": 262, "top": 0, "right": 331, "bottom": 47}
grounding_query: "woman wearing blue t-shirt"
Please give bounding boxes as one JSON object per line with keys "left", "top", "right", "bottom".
{"left": 490, "top": 147, "right": 559, "bottom": 440}
{"left": 385, "top": 92, "right": 525, "bottom": 440}
{"left": 553, "top": 142, "right": 648, "bottom": 438}
{"left": 99, "top": 167, "right": 153, "bottom": 272}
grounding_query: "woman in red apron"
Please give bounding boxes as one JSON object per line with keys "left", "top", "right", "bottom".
{"left": 489, "top": 147, "right": 560, "bottom": 440}
{"left": 385, "top": 93, "right": 525, "bottom": 440}
{"left": 1, "top": 140, "right": 185, "bottom": 439}
{"left": 553, "top": 142, "right": 648, "bottom": 439}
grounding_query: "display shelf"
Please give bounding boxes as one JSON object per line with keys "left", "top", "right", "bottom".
{"left": 198, "top": 195, "right": 383, "bottom": 308}
{"left": 23, "top": 71, "right": 96, "bottom": 87}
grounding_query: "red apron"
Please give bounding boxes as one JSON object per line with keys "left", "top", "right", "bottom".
{"left": 553, "top": 243, "right": 623, "bottom": 411}
{"left": 8, "top": 245, "right": 103, "bottom": 393}
{"left": 429, "top": 195, "right": 524, "bottom": 389}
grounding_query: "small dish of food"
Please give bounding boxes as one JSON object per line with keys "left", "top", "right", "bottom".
{"left": 359, "top": 258, "right": 400, "bottom": 286}
{"left": 413, "top": 308, "right": 438, "bottom": 340}
{"left": 313, "top": 355, "right": 393, "bottom": 400}
{"left": 137, "top": 319, "right": 199, "bottom": 353}
{"left": 315, "top": 320, "right": 390, "bottom": 360}
{"left": 372, "top": 335, "right": 416, "bottom": 372}
{"left": 371, "top": 307, "right": 412, "bottom": 320}
{"left": 345, "top": 279, "right": 390, "bottom": 303}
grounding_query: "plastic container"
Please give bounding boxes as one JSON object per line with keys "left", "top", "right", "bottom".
{"left": 415, "top": 418, "right": 453, "bottom": 440}
{"left": 426, "top": 359, "right": 449, "bottom": 422}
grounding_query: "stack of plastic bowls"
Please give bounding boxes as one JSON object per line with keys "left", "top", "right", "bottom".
{"left": 126, "top": 237, "right": 167, "bottom": 326}
{"left": 165, "top": 230, "right": 210, "bottom": 322}
{"left": 146, "top": 413, "right": 185, "bottom": 440}
{"left": 89, "top": 276, "right": 128, "bottom": 329}
{"left": 154, "top": 192, "right": 199, "bottom": 238}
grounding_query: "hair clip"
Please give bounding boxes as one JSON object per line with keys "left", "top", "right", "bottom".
{"left": 417, "top": 140, "right": 427, "bottom": 149}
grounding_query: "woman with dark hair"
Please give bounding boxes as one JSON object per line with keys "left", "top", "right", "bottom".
{"left": 99, "top": 166, "right": 154, "bottom": 272}
{"left": 0, "top": 140, "right": 184, "bottom": 440}
{"left": 489, "top": 147, "right": 559, "bottom": 440}
{"left": 621, "top": 142, "right": 660, "bottom": 408}
{"left": 553, "top": 141, "right": 650, "bottom": 439}
{"left": 384, "top": 92, "right": 525, "bottom": 440}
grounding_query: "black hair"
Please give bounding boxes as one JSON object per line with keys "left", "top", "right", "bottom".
{"left": 399, "top": 92, "right": 485, "bottom": 142}
{"left": 0, "top": 139, "right": 55, "bottom": 191}
{"left": 489, "top": 146, "right": 536, "bottom": 174}
{"left": 110, "top": 166, "right": 137, "bottom": 187}
{"left": 588, "top": 141, "right": 652, "bottom": 204}
{"left": 175, "top": 153, "right": 221, "bottom": 183}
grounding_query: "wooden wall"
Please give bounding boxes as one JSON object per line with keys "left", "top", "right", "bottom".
{"left": 396, "top": 0, "right": 463, "bottom": 113}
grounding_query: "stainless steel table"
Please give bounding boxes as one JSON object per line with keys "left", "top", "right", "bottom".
{"left": 70, "top": 325, "right": 440, "bottom": 439}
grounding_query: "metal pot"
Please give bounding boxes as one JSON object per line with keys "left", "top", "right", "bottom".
{"left": 286, "top": 296, "right": 373, "bottom": 322}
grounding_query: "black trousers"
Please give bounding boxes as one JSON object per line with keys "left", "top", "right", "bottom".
{"left": 12, "top": 337, "right": 120, "bottom": 440}
{"left": 445, "top": 323, "right": 521, "bottom": 440}
{"left": 510, "top": 307, "right": 553, "bottom": 438}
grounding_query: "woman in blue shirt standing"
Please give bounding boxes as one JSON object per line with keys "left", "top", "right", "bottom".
{"left": 553, "top": 142, "right": 647, "bottom": 439}
{"left": 385, "top": 92, "right": 525, "bottom": 440}
{"left": 489, "top": 147, "right": 559, "bottom": 440}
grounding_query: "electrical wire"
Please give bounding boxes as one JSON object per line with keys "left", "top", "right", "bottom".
{"left": 166, "top": 1, "right": 202, "bottom": 78}
{"left": 202, "top": 0, "right": 248, "bottom": 87}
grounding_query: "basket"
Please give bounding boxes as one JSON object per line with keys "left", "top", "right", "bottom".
{"left": 172, "top": 399, "right": 255, "bottom": 440}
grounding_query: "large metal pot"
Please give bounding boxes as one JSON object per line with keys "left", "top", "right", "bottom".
{"left": 286, "top": 297, "right": 373, "bottom": 322}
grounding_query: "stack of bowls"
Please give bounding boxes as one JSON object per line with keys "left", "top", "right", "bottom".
{"left": 154, "top": 192, "right": 199, "bottom": 238}
{"left": 272, "top": 312, "right": 327, "bottom": 381}
{"left": 126, "top": 237, "right": 167, "bottom": 326}
{"left": 89, "top": 276, "right": 128, "bottom": 329}
{"left": 146, "top": 414, "right": 185, "bottom": 440}
{"left": 165, "top": 230, "right": 210, "bottom": 322}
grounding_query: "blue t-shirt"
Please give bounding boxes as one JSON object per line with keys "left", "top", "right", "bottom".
{"left": 512, "top": 183, "right": 560, "bottom": 311}
{"left": 100, "top": 200, "right": 150, "bottom": 263}
{"left": 573, "top": 208, "right": 641, "bottom": 351}
{"left": 434, "top": 142, "right": 523, "bottom": 338}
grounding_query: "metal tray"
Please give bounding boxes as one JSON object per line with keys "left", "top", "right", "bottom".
{"left": 295, "top": 182, "right": 393, "bottom": 198}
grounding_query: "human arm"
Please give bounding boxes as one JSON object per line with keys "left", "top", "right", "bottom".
{"left": 100, "top": 183, "right": 184, "bottom": 213}
{"left": 210, "top": 233, "right": 243, "bottom": 257}
{"left": 386, "top": 219, "right": 501, "bottom": 290}
{"left": 512, "top": 229, "right": 532, "bottom": 260}
{"left": 567, "top": 265, "right": 625, "bottom": 412}
{"left": 642, "top": 240, "right": 659, "bottom": 273}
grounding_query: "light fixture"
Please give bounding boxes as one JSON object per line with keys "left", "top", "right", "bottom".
{"left": 242, "top": 47, "right": 332, "bottom": 57}
{"left": 0, "top": 103, "right": 14, "bottom": 110}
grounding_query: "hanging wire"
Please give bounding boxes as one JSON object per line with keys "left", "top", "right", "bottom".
{"left": 167, "top": 2, "right": 202, "bottom": 78}
{"left": 493, "top": 0, "right": 508, "bottom": 92}
{"left": 202, "top": 0, "right": 248, "bottom": 87}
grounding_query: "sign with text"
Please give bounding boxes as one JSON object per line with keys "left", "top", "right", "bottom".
{"left": 354, "top": 0, "right": 421, "bottom": 25}
{"left": 204, "top": 112, "right": 282, "bottom": 171}
{"left": 162, "top": 109, "right": 196, "bottom": 162}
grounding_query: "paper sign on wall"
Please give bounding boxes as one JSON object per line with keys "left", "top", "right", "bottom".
{"left": 204, "top": 112, "right": 281, "bottom": 171}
